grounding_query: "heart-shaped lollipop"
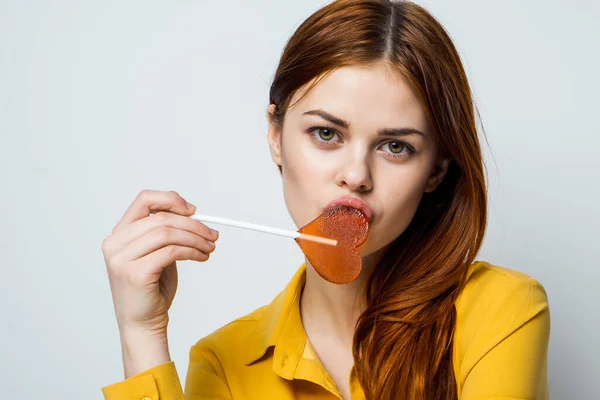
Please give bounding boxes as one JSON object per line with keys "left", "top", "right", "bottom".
{"left": 295, "top": 205, "right": 369, "bottom": 284}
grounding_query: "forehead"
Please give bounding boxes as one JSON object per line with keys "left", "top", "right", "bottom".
{"left": 286, "top": 63, "right": 429, "bottom": 132}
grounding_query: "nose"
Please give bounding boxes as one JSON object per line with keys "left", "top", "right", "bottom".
{"left": 335, "top": 154, "right": 373, "bottom": 193}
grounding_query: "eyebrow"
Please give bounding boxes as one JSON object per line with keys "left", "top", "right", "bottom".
{"left": 302, "top": 109, "right": 426, "bottom": 137}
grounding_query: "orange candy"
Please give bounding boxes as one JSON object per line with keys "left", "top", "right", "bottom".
{"left": 295, "top": 205, "right": 370, "bottom": 284}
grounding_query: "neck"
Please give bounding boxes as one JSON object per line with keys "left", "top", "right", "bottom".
{"left": 299, "top": 244, "right": 391, "bottom": 346}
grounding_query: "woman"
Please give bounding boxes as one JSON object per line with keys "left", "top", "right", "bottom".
{"left": 101, "top": 0, "right": 550, "bottom": 399}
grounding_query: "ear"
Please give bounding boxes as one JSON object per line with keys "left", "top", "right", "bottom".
{"left": 267, "top": 104, "right": 283, "bottom": 167}
{"left": 424, "top": 156, "right": 451, "bottom": 193}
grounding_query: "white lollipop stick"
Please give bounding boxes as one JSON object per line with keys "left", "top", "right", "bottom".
{"left": 190, "top": 213, "right": 338, "bottom": 247}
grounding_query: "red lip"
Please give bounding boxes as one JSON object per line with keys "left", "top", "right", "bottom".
{"left": 325, "top": 196, "right": 373, "bottom": 223}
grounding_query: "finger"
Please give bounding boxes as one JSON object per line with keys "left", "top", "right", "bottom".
{"left": 106, "top": 211, "right": 219, "bottom": 254}
{"left": 119, "top": 226, "right": 216, "bottom": 262}
{"left": 133, "top": 245, "right": 210, "bottom": 278}
{"left": 112, "top": 190, "right": 196, "bottom": 234}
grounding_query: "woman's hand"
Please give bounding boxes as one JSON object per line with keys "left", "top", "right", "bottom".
{"left": 102, "top": 189, "right": 219, "bottom": 376}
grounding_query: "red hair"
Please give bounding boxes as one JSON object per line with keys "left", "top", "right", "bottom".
{"left": 269, "top": 1, "right": 487, "bottom": 398}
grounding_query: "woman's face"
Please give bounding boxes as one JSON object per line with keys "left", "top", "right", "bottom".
{"left": 268, "top": 62, "right": 449, "bottom": 258}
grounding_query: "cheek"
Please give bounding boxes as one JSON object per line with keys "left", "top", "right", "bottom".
{"left": 281, "top": 135, "right": 324, "bottom": 189}
{"left": 280, "top": 138, "right": 330, "bottom": 228}
{"left": 373, "top": 190, "right": 423, "bottom": 248}
{"left": 364, "top": 168, "right": 430, "bottom": 253}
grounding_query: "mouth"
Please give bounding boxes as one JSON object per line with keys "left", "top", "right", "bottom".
{"left": 325, "top": 195, "right": 373, "bottom": 223}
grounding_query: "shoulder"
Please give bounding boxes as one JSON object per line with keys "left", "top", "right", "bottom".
{"left": 454, "top": 260, "right": 551, "bottom": 367}
{"left": 181, "top": 305, "right": 272, "bottom": 396}
{"left": 188, "top": 304, "right": 269, "bottom": 369}
{"left": 457, "top": 260, "right": 549, "bottom": 315}
{"left": 186, "top": 264, "right": 305, "bottom": 379}
{"left": 453, "top": 261, "right": 551, "bottom": 392}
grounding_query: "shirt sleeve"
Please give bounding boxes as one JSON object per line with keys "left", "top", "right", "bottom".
{"left": 460, "top": 279, "right": 551, "bottom": 400}
{"left": 101, "top": 361, "right": 184, "bottom": 400}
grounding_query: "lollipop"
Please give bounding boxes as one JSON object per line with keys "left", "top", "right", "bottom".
{"left": 295, "top": 205, "right": 370, "bottom": 284}
{"left": 189, "top": 203, "right": 368, "bottom": 284}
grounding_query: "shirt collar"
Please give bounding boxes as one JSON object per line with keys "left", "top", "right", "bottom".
{"left": 243, "top": 261, "right": 308, "bottom": 377}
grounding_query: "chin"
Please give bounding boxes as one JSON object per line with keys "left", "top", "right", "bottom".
{"left": 358, "top": 240, "right": 378, "bottom": 258}
{"left": 360, "top": 236, "right": 396, "bottom": 259}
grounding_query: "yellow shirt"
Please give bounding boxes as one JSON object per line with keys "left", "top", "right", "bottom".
{"left": 102, "top": 261, "right": 550, "bottom": 399}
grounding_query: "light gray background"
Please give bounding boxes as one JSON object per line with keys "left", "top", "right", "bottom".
{"left": 1, "top": 0, "right": 598, "bottom": 398}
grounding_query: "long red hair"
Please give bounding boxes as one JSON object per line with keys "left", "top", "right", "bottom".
{"left": 268, "top": 1, "right": 487, "bottom": 398}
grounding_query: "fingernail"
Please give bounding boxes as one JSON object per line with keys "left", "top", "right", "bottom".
{"left": 186, "top": 201, "right": 196, "bottom": 212}
{"left": 210, "top": 229, "right": 219, "bottom": 237}
{"left": 207, "top": 240, "right": 215, "bottom": 246}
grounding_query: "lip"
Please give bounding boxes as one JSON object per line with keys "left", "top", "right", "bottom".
{"left": 325, "top": 195, "right": 373, "bottom": 223}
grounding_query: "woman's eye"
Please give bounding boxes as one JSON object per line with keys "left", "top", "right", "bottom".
{"left": 316, "top": 127, "right": 336, "bottom": 141}
{"left": 307, "top": 127, "right": 339, "bottom": 144}
{"left": 386, "top": 141, "right": 407, "bottom": 154}
{"left": 385, "top": 141, "right": 415, "bottom": 158}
